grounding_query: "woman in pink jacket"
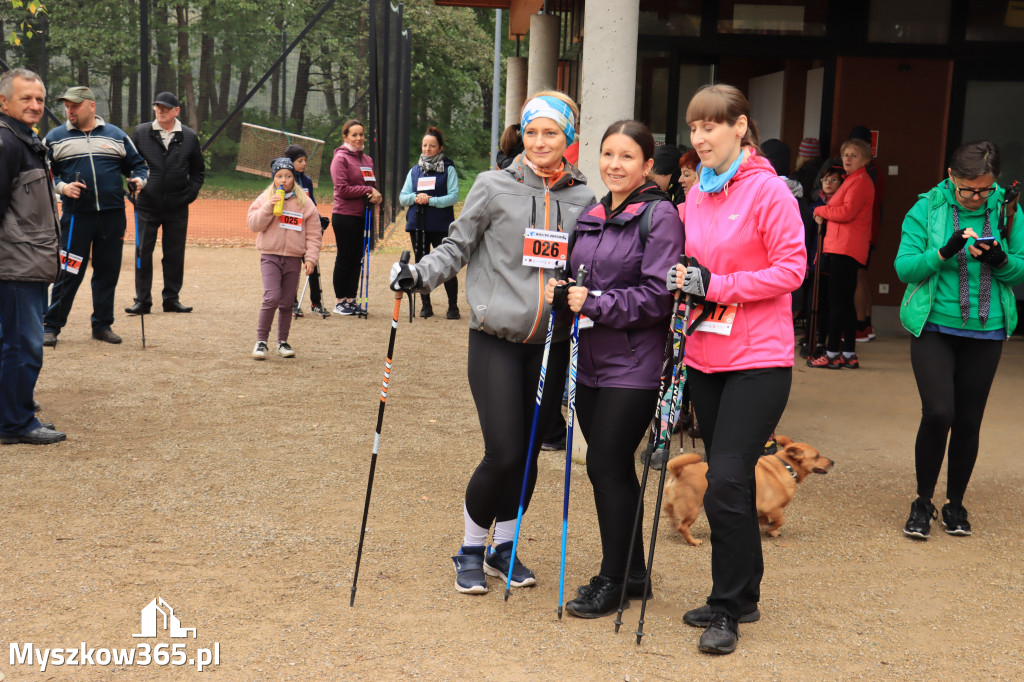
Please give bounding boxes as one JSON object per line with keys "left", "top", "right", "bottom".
{"left": 247, "top": 157, "right": 323, "bottom": 359}
{"left": 670, "top": 84, "right": 805, "bottom": 655}
{"left": 808, "top": 138, "right": 875, "bottom": 369}
{"left": 330, "top": 119, "right": 382, "bottom": 315}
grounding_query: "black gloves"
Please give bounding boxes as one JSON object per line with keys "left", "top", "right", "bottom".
{"left": 939, "top": 229, "right": 969, "bottom": 260}
{"left": 974, "top": 241, "right": 1009, "bottom": 269}
{"left": 681, "top": 257, "right": 712, "bottom": 300}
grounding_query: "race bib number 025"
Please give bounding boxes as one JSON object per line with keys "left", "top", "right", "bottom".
{"left": 279, "top": 210, "right": 303, "bottom": 231}
{"left": 522, "top": 228, "right": 568, "bottom": 269}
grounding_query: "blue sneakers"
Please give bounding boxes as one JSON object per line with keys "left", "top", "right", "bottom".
{"left": 483, "top": 541, "right": 537, "bottom": 587}
{"left": 452, "top": 546, "right": 488, "bottom": 594}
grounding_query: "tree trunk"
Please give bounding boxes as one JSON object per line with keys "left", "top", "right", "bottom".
{"left": 228, "top": 61, "right": 250, "bottom": 142}
{"left": 110, "top": 61, "right": 124, "bottom": 129}
{"left": 270, "top": 16, "right": 283, "bottom": 122}
{"left": 197, "top": 1, "right": 216, "bottom": 124}
{"left": 175, "top": 5, "right": 199, "bottom": 130}
{"left": 322, "top": 60, "right": 338, "bottom": 120}
{"left": 354, "top": 13, "right": 367, "bottom": 122}
{"left": 128, "top": 69, "right": 138, "bottom": 126}
{"left": 76, "top": 61, "right": 89, "bottom": 87}
{"left": 289, "top": 46, "right": 311, "bottom": 130}
{"left": 215, "top": 51, "right": 232, "bottom": 121}
{"left": 154, "top": 3, "right": 176, "bottom": 95}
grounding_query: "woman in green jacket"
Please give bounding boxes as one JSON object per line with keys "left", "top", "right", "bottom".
{"left": 895, "top": 140, "right": 1024, "bottom": 540}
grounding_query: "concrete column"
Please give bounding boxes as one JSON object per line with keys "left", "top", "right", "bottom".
{"left": 577, "top": 0, "right": 639, "bottom": 198}
{"left": 505, "top": 56, "right": 528, "bottom": 128}
{"left": 527, "top": 14, "right": 560, "bottom": 96}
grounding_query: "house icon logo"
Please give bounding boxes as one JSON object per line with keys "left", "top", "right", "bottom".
{"left": 132, "top": 597, "right": 197, "bottom": 639}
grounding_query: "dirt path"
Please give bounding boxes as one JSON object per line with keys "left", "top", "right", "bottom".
{"left": 1, "top": 244, "right": 1022, "bottom": 680}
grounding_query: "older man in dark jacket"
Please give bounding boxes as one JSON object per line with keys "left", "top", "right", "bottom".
{"left": 126, "top": 92, "right": 205, "bottom": 315}
{"left": 0, "top": 69, "right": 66, "bottom": 445}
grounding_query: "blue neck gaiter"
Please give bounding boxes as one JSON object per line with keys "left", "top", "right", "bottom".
{"left": 698, "top": 150, "right": 745, "bottom": 194}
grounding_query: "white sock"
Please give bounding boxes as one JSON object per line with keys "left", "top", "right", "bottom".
{"left": 491, "top": 520, "right": 517, "bottom": 546}
{"left": 842, "top": 351, "right": 856, "bottom": 359}
{"left": 462, "top": 503, "right": 489, "bottom": 548}
{"left": 826, "top": 351, "right": 839, "bottom": 359}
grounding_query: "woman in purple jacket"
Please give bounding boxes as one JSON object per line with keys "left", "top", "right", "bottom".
{"left": 545, "top": 120, "right": 684, "bottom": 619}
{"left": 330, "top": 119, "right": 381, "bottom": 315}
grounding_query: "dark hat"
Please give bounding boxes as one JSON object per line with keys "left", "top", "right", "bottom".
{"left": 652, "top": 145, "right": 682, "bottom": 175}
{"left": 284, "top": 144, "right": 308, "bottom": 162}
{"left": 849, "top": 126, "right": 872, "bottom": 143}
{"left": 153, "top": 92, "right": 180, "bottom": 109}
{"left": 761, "top": 139, "right": 791, "bottom": 176}
{"left": 270, "top": 157, "right": 295, "bottom": 176}
{"left": 57, "top": 86, "right": 96, "bottom": 103}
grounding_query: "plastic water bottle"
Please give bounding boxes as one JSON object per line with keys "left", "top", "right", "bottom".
{"left": 273, "top": 185, "right": 285, "bottom": 216}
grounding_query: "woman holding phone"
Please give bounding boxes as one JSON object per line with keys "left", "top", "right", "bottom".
{"left": 895, "top": 140, "right": 1024, "bottom": 540}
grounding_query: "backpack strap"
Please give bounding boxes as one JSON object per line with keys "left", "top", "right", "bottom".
{"left": 564, "top": 199, "right": 663, "bottom": 278}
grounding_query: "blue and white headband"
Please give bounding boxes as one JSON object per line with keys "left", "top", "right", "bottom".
{"left": 521, "top": 96, "right": 576, "bottom": 146}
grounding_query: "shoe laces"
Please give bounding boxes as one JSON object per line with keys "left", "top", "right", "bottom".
{"left": 911, "top": 499, "right": 937, "bottom": 524}
{"left": 707, "top": 613, "right": 737, "bottom": 632}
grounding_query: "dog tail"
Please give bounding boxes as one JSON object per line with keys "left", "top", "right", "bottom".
{"left": 666, "top": 452, "right": 704, "bottom": 478}
{"left": 775, "top": 434, "right": 793, "bottom": 448}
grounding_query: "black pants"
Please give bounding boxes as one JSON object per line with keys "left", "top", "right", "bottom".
{"left": 910, "top": 330, "right": 1003, "bottom": 505}
{"left": 464, "top": 330, "right": 569, "bottom": 528}
{"left": 134, "top": 205, "right": 189, "bottom": 307}
{"left": 44, "top": 208, "right": 125, "bottom": 334}
{"left": 410, "top": 229, "right": 458, "bottom": 309}
{"left": 576, "top": 384, "right": 658, "bottom": 580}
{"left": 333, "top": 212, "right": 367, "bottom": 299}
{"left": 688, "top": 366, "right": 792, "bottom": 620}
{"left": 825, "top": 254, "right": 858, "bottom": 353}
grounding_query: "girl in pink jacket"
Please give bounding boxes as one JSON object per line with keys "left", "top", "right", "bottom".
{"left": 247, "top": 157, "right": 323, "bottom": 360}
{"left": 671, "top": 84, "right": 805, "bottom": 656}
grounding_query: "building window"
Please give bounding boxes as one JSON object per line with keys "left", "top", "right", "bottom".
{"left": 867, "top": 0, "right": 952, "bottom": 44}
{"left": 639, "top": 0, "right": 701, "bottom": 37}
{"left": 966, "top": 1, "right": 1024, "bottom": 42}
{"left": 717, "top": 1, "right": 827, "bottom": 37}
{"left": 962, "top": 81, "right": 1024, "bottom": 185}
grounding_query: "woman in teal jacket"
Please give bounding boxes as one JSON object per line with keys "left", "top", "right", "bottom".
{"left": 895, "top": 140, "right": 1024, "bottom": 540}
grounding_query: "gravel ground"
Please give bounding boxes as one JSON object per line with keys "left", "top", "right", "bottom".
{"left": 1, "top": 243, "right": 1022, "bottom": 681}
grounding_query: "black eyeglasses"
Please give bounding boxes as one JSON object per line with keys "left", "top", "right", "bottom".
{"left": 954, "top": 183, "right": 996, "bottom": 200}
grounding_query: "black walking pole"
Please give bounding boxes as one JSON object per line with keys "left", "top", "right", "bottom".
{"left": 805, "top": 222, "right": 825, "bottom": 359}
{"left": 350, "top": 250, "right": 412, "bottom": 607}
{"left": 51, "top": 173, "right": 84, "bottom": 349}
{"left": 125, "top": 188, "right": 146, "bottom": 348}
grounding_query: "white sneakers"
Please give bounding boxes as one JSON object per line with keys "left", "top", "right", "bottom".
{"left": 252, "top": 341, "right": 295, "bottom": 359}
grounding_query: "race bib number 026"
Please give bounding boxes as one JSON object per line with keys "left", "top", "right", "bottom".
{"left": 522, "top": 228, "right": 568, "bottom": 269}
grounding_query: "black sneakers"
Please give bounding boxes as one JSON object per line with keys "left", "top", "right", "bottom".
{"left": 577, "top": 569, "right": 652, "bottom": 600}
{"left": 564, "top": 575, "right": 626, "bottom": 619}
{"left": 903, "top": 497, "right": 938, "bottom": 539}
{"left": 482, "top": 541, "right": 536, "bottom": 587}
{"left": 699, "top": 613, "right": 739, "bottom": 655}
{"left": 683, "top": 603, "right": 760, "bottom": 627}
{"left": 941, "top": 502, "right": 972, "bottom": 536}
{"left": 451, "top": 545, "right": 488, "bottom": 594}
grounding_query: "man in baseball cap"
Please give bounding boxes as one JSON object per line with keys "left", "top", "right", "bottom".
{"left": 56, "top": 86, "right": 96, "bottom": 104}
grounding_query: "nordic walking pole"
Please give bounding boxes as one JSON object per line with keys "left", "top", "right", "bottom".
{"left": 505, "top": 308, "right": 558, "bottom": 602}
{"left": 557, "top": 264, "right": 587, "bottom": 620}
{"left": 357, "top": 200, "right": 371, "bottom": 319}
{"left": 805, "top": 221, "right": 825, "bottom": 358}
{"left": 615, "top": 254, "right": 687, "bottom": 634}
{"left": 636, "top": 263, "right": 696, "bottom": 645}
{"left": 51, "top": 172, "right": 83, "bottom": 349}
{"left": 351, "top": 250, "right": 412, "bottom": 607}
{"left": 127, "top": 185, "right": 146, "bottom": 349}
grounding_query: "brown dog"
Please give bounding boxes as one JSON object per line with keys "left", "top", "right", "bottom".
{"left": 662, "top": 435, "right": 834, "bottom": 546}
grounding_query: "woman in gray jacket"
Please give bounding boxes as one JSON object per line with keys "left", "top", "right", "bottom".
{"left": 391, "top": 91, "right": 594, "bottom": 595}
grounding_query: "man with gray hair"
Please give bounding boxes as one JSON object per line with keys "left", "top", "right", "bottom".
{"left": 0, "top": 68, "right": 66, "bottom": 444}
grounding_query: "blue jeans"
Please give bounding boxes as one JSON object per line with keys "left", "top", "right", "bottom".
{"left": 0, "top": 280, "right": 46, "bottom": 436}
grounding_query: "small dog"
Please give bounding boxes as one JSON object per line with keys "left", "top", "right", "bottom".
{"left": 662, "top": 436, "right": 834, "bottom": 546}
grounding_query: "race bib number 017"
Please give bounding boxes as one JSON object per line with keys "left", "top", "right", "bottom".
{"left": 522, "top": 228, "right": 568, "bottom": 269}
{"left": 692, "top": 302, "right": 738, "bottom": 335}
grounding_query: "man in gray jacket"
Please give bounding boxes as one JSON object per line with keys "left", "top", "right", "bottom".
{"left": 0, "top": 69, "right": 66, "bottom": 445}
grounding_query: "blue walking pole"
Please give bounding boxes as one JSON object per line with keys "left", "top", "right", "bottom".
{"left": 557, "top": 264, "right": 587, "bottom": 620}
{"left": 505, "top": 307, "right": 557, "bottom": 602}
{"left": 126, "top": 188, "right": 145, "bottom": 348}
{"left": 357, "top": 203, "right": 371, "bottom": 318}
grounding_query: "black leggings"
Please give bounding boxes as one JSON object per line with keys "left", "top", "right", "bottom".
{"left": 825, "top": 254, "right": 858, "bottom": 353}
{"left": 333, "top": 212, "right": 367, "bottom": 299}
{"left": 464, "top": 330, "right": 569, "bottom": 529}
{"left": 576, "top": 385, "right": 658, "bottom": 580}
{"left": 910, "top": 330, "right": 1003, "bottom": 505}
{"left": 687, "top": 366, "right": 792, "bottom": 621}
{"left": 410, "top": 230, "right": 458, "bottom": 309}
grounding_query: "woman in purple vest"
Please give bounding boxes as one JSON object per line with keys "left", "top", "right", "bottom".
{"left": 399, "top": 126, "right": 460, "bottom": 318}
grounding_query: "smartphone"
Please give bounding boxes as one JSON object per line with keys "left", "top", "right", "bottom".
{"left": 974, "top": 237, "right": 997, "bottom": 248}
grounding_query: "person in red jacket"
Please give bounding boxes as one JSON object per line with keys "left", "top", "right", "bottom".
{"left": 808, "top": 138, "right": 875, "bottom": 369}
{"left": 329, "top": 119, "right": 381, "bottom": 315}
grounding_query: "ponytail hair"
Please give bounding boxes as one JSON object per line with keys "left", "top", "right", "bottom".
{"left": 685, "top": 84, "right": 760, "bottom": 151}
